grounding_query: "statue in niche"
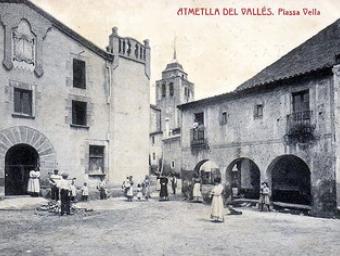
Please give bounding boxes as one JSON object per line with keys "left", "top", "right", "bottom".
{"left": 12, "top": 20, "right": 35, "bottom": 66}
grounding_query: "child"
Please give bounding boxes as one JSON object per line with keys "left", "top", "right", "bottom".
{"left": 136, "top": 184, "right": 143, "bottom": 200}
{"left": 70, "top": 178, "right": 77, "bottom": 202}
{"left": 126, "top": 180, "right": 134, "bottom": 202}
{"left": 81, "top": 182, "right": 89, "bottom": 201}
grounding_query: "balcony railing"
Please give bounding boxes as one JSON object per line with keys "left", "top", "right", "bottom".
{"left": 190, "top": 127, "right": 208, "bottom": 149}
{"left": 285, "top": 111, "right": 316, "bottom": 144}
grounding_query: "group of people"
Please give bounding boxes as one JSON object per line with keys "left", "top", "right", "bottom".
{"left": 27, "top": 167, "right": 271, "bottom": 220}
{"left": 182, "top": 176, "right": 203, "bottom": 202}
{"left": 49, "top": 169, "right": 94, "bottom": 215}
{"left": 122, "top": 175, "right": 151, "bottom": 201}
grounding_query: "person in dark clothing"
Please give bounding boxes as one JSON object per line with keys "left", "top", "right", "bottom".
{"left": 159, "top": 176, "right": 169, "bottom": 201}
{"left": 58, "top": 173, "right": 72, "bottom": 216}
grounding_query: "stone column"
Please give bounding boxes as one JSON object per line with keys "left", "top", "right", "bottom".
{"left": 332, "top": 64, "right": 340, "bottom": 212}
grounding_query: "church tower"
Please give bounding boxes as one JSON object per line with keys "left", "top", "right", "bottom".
{"left": 155, "top": 48, "right": 194, "bottom": 136}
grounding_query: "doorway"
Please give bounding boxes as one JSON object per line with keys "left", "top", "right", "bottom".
{"left": 5, "top": 144, "right": 39, "bottom": 195}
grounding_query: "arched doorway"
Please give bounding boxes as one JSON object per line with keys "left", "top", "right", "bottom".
{"left": 226, "top": 158, "right": 261, "bottom": 199}
{"left": 192, "top": 160, "right": 220, "bottom": 202}
{"left": 5, "top": 144, "right": 39, "bottom": 195}
{"left": 199, "top": 160, "right": 221, "bottom": 185}
{"left": 267, "top": 155, "right": 311, "bottom": 205}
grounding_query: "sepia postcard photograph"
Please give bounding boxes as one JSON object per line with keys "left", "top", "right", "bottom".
{"left": 0, "top": 0, "right": 339, "bottom": 255}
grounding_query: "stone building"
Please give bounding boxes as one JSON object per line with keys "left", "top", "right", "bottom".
{"left": 149, "top": 53, "right": 194, "bottom": 175}
{"left": 0, "top": 0, "right": 150, "bottom": 197}
{"left": 178, "top": 19, "right": 340, "bottom": 217}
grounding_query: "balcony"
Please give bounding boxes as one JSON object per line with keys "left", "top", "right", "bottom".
{"left": 285, "top": 111, "right": 316, "bottom": 144}
{"left": 190, "top": 127, "right": 208, "bottom": 149}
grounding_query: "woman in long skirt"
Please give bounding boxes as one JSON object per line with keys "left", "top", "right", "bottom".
{"left": 210, "top": 177, "right": 224, "bottom": 222}
{"left": 27, "top": 168, "right": 40, "bottom": 197}
{"left": 192, "top": 177, "right": 203, "bottom": 202}
{"left": 159, "top": 176, "right": 169, "bottom": 201}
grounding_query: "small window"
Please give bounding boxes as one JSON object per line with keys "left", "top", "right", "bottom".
{"left": 254, "top": 104, "right": 263, "bottom": 119}
{"left": 14, "top": 88, "right": 32, "bottom": 116}
{"left": 152, "top": 136, "right": 155, "bottom": 145}
{"left": 89, "top": 145, "right": 104, "bottom": 174}
{"left": 73, "top": 59, "right": 86, "bottom": 89}
{"left": 152, "top": 152, "right": 156, "bottom": 160}
{"left": 161, "top": 83, "right": 166, "bottom": 97}
{"left": 169, "top": 83, "right": 174, "bottom": 96}
{"left": 171, "top": 161, "right": 175, "bottom": 168}
{"left": 72, "top": 100, "right": 87, "bottom": 126}
{"left": 221, "top": 112, "right": 227, "bottom": 125}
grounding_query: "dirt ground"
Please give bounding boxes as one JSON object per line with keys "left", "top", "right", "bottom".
{"left": 0, "top": 196, "right": 339, "bottom": 256}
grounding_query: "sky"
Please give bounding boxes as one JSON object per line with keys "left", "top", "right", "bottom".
{"left": 31, "top": 0, "right": 340, "bottom": 102}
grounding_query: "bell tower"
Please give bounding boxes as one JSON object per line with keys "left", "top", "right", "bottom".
{"left": 155, "top": 46, "right": 194, "bottom": 135}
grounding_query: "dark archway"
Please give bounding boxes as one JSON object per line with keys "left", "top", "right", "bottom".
{"left": 226, "top": 158, "right": 261, "bottom": 199}
{"left": 5, "top": 144, "right": 39, "bottom": 195}
{"left": 267, "top": 155, "right": 311, "bottom": 205}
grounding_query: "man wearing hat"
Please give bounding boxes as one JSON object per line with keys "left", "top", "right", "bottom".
{"left": 58, "top": 172, "right": 72, "bottom": 216}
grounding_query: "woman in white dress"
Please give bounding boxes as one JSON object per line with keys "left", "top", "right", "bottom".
{"left": 27, "top": 167, "right": 40, "bottom": 197}
{"left": 192, "top": 176, "right": 203, "bottom": 202}
{"left": 210, "top": 177, "right": 224, "bottom": 222}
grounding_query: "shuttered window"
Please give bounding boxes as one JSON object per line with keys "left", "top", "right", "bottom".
{"left": 73, "top": 59, "right": 86, "bottom": 89}
{"left": 14, "top": 88, "right": 32, "bottom": 116}
{"left": 72, "top": 100, "right": 87, "bottom": 126}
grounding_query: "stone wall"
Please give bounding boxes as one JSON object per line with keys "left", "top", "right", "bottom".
{"left": 180, "top": 74, "right": 336, "bottom": 217}
{"left": 0, "top": 2, "right": 150, "bottom": 195}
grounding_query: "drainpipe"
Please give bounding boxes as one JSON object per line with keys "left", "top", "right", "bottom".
{"left": 106, "top": 63, "right": 112, "bottom": 182}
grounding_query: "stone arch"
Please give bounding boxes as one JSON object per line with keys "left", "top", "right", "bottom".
{"left": 225, "top": 157, "right": 261, "bottom": 200}
{"left": 266, "top": 154, "right": 311, "bottom": 205}
{"left": 0, "top": 126, "right": 57, "bottom": 196}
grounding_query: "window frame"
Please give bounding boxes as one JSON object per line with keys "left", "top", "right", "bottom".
{"left": 221, "top": 111, "right": 228, "bottom": 125}
{"left": 71, "top": 100, "right": 87, "bottom": 126}
{"left": 169, "top": 82, "right": 174, "bottom": 97}
{"left": 73, "top": 58, "right": 86, "bottom": 89}
{"left": 13, "top": 87, "right": 33, "bottom": 116}
{"left": 254, "top": 104, "right": 264, "bottom": 119}
{"left": 88, "top": 145, "right": 105, "bottom": 175}
{"left": 161, "top": 83, "right": 166, "bottom": 98}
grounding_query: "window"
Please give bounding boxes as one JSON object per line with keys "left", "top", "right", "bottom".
{"left": 14, "top": 88, "right": 32, "bottom": 116}
{"left": 221, "top": 112, "right": 227, "bottom": 125}
{"left": 292, "top": 90, "right": 309, "bottom": 113}
{"left": 194, "top": 112, "right": 204, "bottom": 126}
{"left": 161, "top": 83, "right": 166, "bottom": 97}
{"left": 254, "top": 104, "right": 263, "bottom": 119}
{"left": 152, "top": 136, "right": 155, "bottom": 145}
{"left": 169, "top": 82, "right": 174, "bottom": 96}
{"left": 72, "top": 100, "right": 87, "bottom": 126}
{"left": 152, "top": 153, "right": 156, "bottom": 160}
{"left": 89, "top": 146, "right": 104, "bottom": 174}
{"left": 73, "top": 59, "right": 86, "bottom": 89}
{"left": 171, "top": 161, "right": 175, "bottom": 168}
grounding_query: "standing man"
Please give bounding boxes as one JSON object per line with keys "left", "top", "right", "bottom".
{"left": 58, "top": 172, "right": 72, "bottom": 216}
{"left": 170, "top": 174, "right": 177, "bottom": 195}
{"left": 49, "top": 169, "right": 61, "bottom": 201}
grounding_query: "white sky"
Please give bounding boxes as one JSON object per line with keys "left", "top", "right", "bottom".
{"left": 31, "top": 0, "right": 340, "bottom": 103}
